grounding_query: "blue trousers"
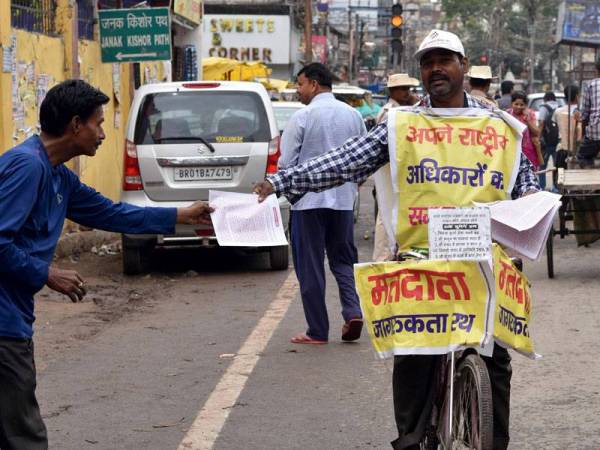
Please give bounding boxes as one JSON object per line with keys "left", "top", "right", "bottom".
{"left": 291, "top": 209, "right": 362, "bottom": 341}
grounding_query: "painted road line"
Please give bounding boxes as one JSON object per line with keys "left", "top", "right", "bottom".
{"left": 178, "top": 271, "right": 298, "bottom": 450}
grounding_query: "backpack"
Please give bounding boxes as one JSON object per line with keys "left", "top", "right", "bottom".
{"left": 540, "top": 104, "right": 559, "bottom": 147}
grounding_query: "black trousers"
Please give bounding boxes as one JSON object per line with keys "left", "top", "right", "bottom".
{"left": 0, "top": 338, "right": 48, "bottom": 450}
{"left": 391, "top": 344, "right": 512, "bottom": 450}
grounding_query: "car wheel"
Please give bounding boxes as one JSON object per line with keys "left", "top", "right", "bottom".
{"left": 269, "top": 245, "right": 289, "bottom": 270}
{"left": 122, "top": 236, "right": 152, "bottom": 275}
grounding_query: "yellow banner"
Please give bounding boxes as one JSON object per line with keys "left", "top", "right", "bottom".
{"left": 354, "top": 259, "right": 494, "bottom": 358}
{"left": 387, "top": 109, "right": 522, "bottom": 253}
{"left": 492, "top": 245, "right": 537, "bottom": 358}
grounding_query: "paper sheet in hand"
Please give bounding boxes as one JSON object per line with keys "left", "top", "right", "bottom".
{"left": 209, "top": 190, "right": 288, "bottom": 247}
{"left": 475, "top": 191, "right": 561, "bottom": 261}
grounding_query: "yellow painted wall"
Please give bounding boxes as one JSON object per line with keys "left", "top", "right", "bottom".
{"left": 0, "top": 4, "right": 132, "bottom": 202}
{"left": 12, "top": 30, "right": 64, "bottom": 142}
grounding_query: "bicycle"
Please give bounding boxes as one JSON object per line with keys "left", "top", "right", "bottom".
{"left": 392, "top": 252, "right": 522, "bottom": 450}
{"left": 420, "top": 349, "right": 494, "bottom": 450}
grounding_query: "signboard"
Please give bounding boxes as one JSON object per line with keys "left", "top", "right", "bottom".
{"left": 202, "top": 14, "right": 291, "bottom": 64}
{"left": 354, "top": 259, "right": 494, "bottom": 358}
{"left": 428, "top": 208, "right": 492, "bottom": 261}
{"left": 98, "top": 8, "right": 172, "bottom": 63}
{"left": 173, "top": 0, "right": 202, "bottom": 26}
{"left": 556, "top": 0, "right": 600, "bottom": 47}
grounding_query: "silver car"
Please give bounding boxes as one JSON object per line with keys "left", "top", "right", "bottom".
{"left": 120, "top": 81, "right": 290, "bottom": 274}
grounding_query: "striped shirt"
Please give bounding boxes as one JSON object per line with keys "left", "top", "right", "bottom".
{"left": 582, "top": 78, "right": 600, "bottom": 140}
{"left": 269, "top": 92, "right": 540, "bottom": 204}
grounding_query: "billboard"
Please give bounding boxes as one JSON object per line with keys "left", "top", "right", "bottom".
{"left": 556, "top": 0, "right": 600, "bottom": 47}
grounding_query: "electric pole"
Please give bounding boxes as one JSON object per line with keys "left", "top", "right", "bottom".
{"left": 305, "top": 0, "right": 313, "bottom": 64}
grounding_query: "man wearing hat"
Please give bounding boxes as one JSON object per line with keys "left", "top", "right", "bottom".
{"left": 468, "top": 65, "right": 498, "bottom": 107}
{"left": 372, "top": 74, "right": 421, "bottom": 262}
{"left": 254, "top": 29, "right": 539, "bottom": 449}
{"left": 376, "top": 73, "right": 421, "bottom": 124}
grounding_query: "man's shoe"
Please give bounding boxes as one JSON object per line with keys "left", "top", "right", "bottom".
{"left": 341, "top": 319, "right": 363, "bottom": 342}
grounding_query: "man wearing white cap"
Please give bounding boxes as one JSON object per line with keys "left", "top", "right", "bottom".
{"left": 254, "top": 29, "right": 540, "bottom": 449}
{"left": 467, "top": 65, "right": 498, "bottom": 107}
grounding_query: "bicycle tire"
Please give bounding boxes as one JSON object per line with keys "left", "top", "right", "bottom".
{"left": 546, "top": 226, "right": 554, "bottom": 279}
{"left": 451, "top": 354, "right": 494, "bottom": 450}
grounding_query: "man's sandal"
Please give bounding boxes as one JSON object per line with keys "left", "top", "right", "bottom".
{"left": 290, "top": 333, "right": 328, "bottom": 345}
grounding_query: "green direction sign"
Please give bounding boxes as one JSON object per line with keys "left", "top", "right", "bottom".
{"left": 99, "top": 8, "right": 171, "bottom": 63}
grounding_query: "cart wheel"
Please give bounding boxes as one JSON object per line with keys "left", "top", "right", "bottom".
{"left": 546, "top": 227, "right": 554, "bottom": 279}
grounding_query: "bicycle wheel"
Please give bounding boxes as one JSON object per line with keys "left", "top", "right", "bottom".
{"left": 451, "top": 354, "right": 493, "bottom": 450}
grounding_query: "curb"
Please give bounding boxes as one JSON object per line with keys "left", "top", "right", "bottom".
{"left": 55, "top": 230, "right": 120, "bottom": 259}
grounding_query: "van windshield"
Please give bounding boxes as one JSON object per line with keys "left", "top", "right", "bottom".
{"left": 134, "top": 91, "right": 271, "bottom": 145}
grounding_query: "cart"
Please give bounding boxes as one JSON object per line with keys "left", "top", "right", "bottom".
{"left": 546, "top": 168, "right": 600, "bottom": 278}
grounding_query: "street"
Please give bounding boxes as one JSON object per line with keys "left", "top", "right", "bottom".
{"left": 33, "top": 182, "right": 600, "bottom": 450}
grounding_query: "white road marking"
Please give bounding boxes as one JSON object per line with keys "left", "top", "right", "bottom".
{"left": 178, "top": 271, "right": 298, "bottom": 450}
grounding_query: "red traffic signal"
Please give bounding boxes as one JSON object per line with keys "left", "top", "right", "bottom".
{"left": 480, "top": 55, "right": 488, "bottom": 63}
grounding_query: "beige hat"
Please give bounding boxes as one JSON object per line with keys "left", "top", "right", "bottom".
{"left": 467, "top": 66, "right": 497, "bottom": 80}
{"left": 414, "top": 29, "right": 465, "bottom": 61}
{"left": 387, "top": 73, "right": 420, "bottom": 88}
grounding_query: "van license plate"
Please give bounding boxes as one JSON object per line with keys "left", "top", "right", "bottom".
{"left": 174, "top": 166, "right": 233, "bottom": 181}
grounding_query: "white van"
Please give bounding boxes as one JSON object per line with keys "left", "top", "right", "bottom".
{"left": 120, "top": 81, "right": 290, "bottom": 274}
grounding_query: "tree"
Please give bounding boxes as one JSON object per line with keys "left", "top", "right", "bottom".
{"left": 441, "top": 0, "right": 560, "bottom": 87}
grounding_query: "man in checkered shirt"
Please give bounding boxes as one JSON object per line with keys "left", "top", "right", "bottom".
{"left": 256, "top": 30, "right": 539, "bottom": 450}
{"left": 577, "top": 54, "right": 600, "bottom": 167}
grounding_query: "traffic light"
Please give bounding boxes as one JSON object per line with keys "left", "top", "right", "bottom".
{"left": 480, "top": 55, "right": 488, "bottom": 64}
{"left": 391, "top": 3, "right": 403, "bottom": 52}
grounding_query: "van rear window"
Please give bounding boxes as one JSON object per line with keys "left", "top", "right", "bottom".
{"left": 134, "top": 91, "right": 271, "bottom": 145}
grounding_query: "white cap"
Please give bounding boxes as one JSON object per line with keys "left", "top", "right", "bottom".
{"left": 467, "top": 66, "right": 496, "bottom": 80}
{"left": 387, "top": 73, "right": 420, "bottom": 88}
{"left": 414, "top": 29, "right": 465, "bottom": 61}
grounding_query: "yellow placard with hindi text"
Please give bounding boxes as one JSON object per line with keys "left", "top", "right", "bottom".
{"left": 354, "top": 259, "right": 494, "bottom": 358}
{"left": 492, "top": 245, "right": 537, "bottom": 358}
{"left": 388, "top": 109, "right": 522, "bottom": 253}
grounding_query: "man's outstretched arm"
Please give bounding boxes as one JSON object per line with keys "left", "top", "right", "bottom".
{"left": 255, "top": 123, "right": 390, "bottom": 202}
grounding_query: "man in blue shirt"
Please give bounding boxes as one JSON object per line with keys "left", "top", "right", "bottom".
{"left": 279, "top": 63, "right": 366, "bottom": 345}
{"left": 0, "top": 80, "right": 212, "bottom": 449}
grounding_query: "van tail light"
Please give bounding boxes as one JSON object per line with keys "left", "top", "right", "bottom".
{"left": 123, "top": 139, "right": 143, "bottom": 190}
{"left": 182, "top": 82, "right": 221, "bottom": 89}
{"left": 266, "top": 136, "right": 281, "bottom": 174}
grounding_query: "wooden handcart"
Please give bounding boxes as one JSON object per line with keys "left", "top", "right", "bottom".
{"left": 546, "top": 168, "right": 600, "bottom": 278}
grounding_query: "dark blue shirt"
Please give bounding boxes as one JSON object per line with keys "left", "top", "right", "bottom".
{"left": 0, "top": 136, "right": 177, "bottom": 338}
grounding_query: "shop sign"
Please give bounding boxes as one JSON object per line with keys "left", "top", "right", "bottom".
{"left": 202, "top": 14, "right": 291, "bottom": 64}
{"left": 99, "top": 8, "right": 172, "bottom": 63}
{"left": 173, "top": 0, "right": 202, "bottom": 26}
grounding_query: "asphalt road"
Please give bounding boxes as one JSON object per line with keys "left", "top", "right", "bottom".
{"left": 34, "top": 182, "right": 600, "bottom": 450}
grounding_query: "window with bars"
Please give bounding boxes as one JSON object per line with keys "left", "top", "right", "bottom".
{"left": 77, "top": 0, "right": 95, "bottom": 40}
{"left": 11, "top": 0, "right": 58, "bottom": 36}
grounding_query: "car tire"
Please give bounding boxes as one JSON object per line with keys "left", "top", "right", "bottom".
{"left": 269, "top": 245, "right": 289, "bottom": 270}
{"left": 122, "top": 236, "right": 152, "bottom": 275}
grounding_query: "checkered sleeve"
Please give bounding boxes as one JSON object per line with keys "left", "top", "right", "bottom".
{"left": 512, "top": 154, "right": 541, "bottom": 199}
{"left": 268, "top": 123, "right": 390, "bottom": 204}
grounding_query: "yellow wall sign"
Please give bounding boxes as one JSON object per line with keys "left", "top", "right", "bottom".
{"left": 492, "top": 245, "right": 537, "bottom": 358}
{"left": 174, "top": 0, "right": 202, "bottom": 26}
{"left": 354, "top": 259, "right": 494, "bottom": 358}
{"left": 387, "top": 108, "right": 523, "bottom": 253}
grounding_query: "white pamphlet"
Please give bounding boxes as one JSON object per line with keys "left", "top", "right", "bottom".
{"left": 428, "top": 207, "right": 492, "bottom": 261}
{"left": 209, "top": 190, "right": 288, "bottom": 247}
{"left": 475, "top": 191, "right": 561, "bottom": 261}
